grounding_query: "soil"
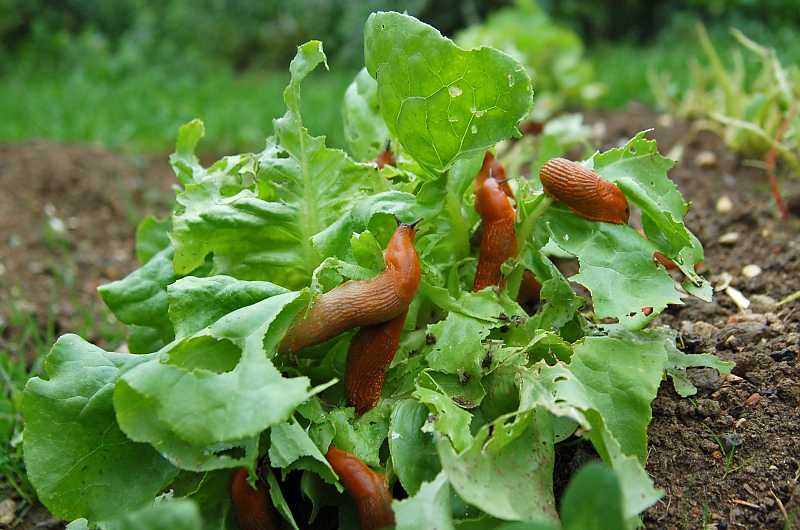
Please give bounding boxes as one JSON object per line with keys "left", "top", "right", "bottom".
{"left": 1, "top": 105, "right": 799, "bottom": 529}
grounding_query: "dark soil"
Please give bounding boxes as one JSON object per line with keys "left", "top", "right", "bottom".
{"left": 1, "top": 106, "right": 799, "bottom": 529}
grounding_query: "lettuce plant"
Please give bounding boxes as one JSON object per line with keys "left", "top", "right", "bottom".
{"left": 23, "top": 12, "right": 732, "bottom": 530}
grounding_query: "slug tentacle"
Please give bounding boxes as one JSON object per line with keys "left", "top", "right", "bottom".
{"left": 474, "top": 177, "right": 518, "bottom": 291}
{"left": 228, "top": 467, "right": 283, "bottom": 530}
{"left": 345, "top": 309, "right": 408, "bottom": 416}
{"left": 539, "top": 158, "right": 630, "bottom": 224}
{"left": 278, "top": 222, "right": 420, "bottom": 355}
{"left": 325, "top": 446, "right": 395, "bottom": 530}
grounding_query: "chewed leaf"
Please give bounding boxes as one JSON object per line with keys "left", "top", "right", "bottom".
{"left": 365, "top": 12, "right": 533, "bottom": 174}
{"left": 393, "top": 471, "right": 455, "bottom": 530}
{"left": 542, "top": 207, "right": 682, "bottom": 331}
{"left": 22, "top": 335, "right": 176, "bottom": 523}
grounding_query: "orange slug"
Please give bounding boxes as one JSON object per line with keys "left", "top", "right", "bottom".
{"left": 345, "top": 309, "right": 408, "bottom": 416}
{"left": 637, "top": 229, "right": 678, "bottom": 271}
{"left": 373, "top": 141, "right": 396, "bottom": 169}
{"left": 324, "top": 446, "right": 395, "bottom": 530}
{"left": 278, "top": 217, "right": 421, "bottom": 355}
{"left": 539, "top": 158, "right": 630, "bottom": 224}
{"left": 228, "top": 467, "right": 283, "bottom": 530}
{"left": 474, "top": 177, "right": 518, "bottom": 291}
{"left": 475, "top": 150, "right": 514, "bottom": 200}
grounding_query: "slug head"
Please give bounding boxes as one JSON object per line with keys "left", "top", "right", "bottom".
{"left": 475, "top": 178, "right": 515, "bottom": 223}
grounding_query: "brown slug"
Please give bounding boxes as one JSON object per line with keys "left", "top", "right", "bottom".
{"left": 325, "top": 446, "right": 395, "bottom": 530}
{"left": 539, "top": 158, "right": 630, "bottom": 224}
{"left": 345, "top": 309, "right": 408, "bottom": 416}
{"left": 228, "top": 467, "right": 282, "bottom": 530}
{"left": 476, "top": 150, "right": 515, "bottom": 200}
{"left": 373, "top": 141, "right": 396, "bottom": 169}
{"left": 474, "top": 177, "right": 518, "bottom": 291}
{"left": 278, "top": 217, "right": 421, "bottom": 355}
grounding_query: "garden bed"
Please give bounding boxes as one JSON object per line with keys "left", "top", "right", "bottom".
{"left": 1, "top": 104, "right": 798, "bottom": 530}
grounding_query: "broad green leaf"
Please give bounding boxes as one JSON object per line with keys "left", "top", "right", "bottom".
{"left": 168, "top": 276, "right": 289, "bottom": 340}
{"left": 269, "top": 417, "right": 340, "bottom": 487}
{"left": 343, "top": 67, "right": 392, "bottom": 162}
{"left": 136, "top": 216, "right": 173, "bottom": 265}
{"left": 364, "top": 12, "right": 533, "bottom": 174}
{"left": 170, "top": 43, "right": 376, "bottom": 288}
{"left": 517, "top": 364, "right": 661, "bottom": 525}
{"left": 424, "top": 313, "right": 489, "bottom": 376}
{"left": 559, "top": 462, "right": 625, "bottom": 530}
{"left": 541, "top": 207, "right": 681, "bottom": 331}
{"left": 437, "top": 408, "right": 557, "bottom": 525}
{"left": 569, "top": 335, "right": 668, "bottom": 462}
{"left": 390, "top": 400, "right": 442, "bottom": 495}
{"left": 394, "top": 471, "right": 455, "bottom": 530}
{"left": 23, "top": 335, "right": 175, "bottom": 523}
{"left": 98, "top": 247, "right": 180, "bottom": 344}
{"left": 311, "top": 191, "right": 418, "bottom": 262}
{"left": 119, "top": 500, "right": 202, "bottom": 530}
{"left": 520, "top": 245, "right": 583, "bottom": 333}
{"left": 114, "top": 293, "right": 324, "bottom": 466}
{"left": 184, "top": 470, "right": 236, "bottom": 530}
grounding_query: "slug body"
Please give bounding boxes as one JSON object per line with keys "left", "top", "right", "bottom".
{"left": 278, "top": 223, "right": 420, "bottom": 355}
{"left": 539, "top": 158, "right": 630, "bottom": 224}
{"left": 325, "top": 446, "right": 395, "bottom": 530}
{"left": 345, "top": 309, "right": 408, "bottom": 416}
{"left": 474, "top": 177, "right": 518, "bottom": 291}
{"left": 476, "top": 151, "right": 514, "bottom": 199}
{"left": 228, "top": 467, "right": 282, "bottom": 530}
{"left": 373, "top": 141, "right": 396, "bottom": 169}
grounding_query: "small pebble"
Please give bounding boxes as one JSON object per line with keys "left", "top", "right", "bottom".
{"left": 750, "top": 294, "right": 778, "bottom": 314}
{"left": 695, "top": 150, "right": 718, "bottom": 168}
{"left": 741, "top": 264, "right": 761, "bottom": 278}
{"left": 745, "top": 393, "right": 760, "bottom": 406}
{"left": 718, "top": 232, "right": 740, "bottom": 245}
{"left": 725, "top": 286, "right": 750, "bottom": 310}
{"left": 716, "top": 195, "right": 733, "bottom": 213}
{"left": 719, "top": 433, "right": 744, "bottom": 453}
{"left": 770, "top": 348, "right": 797, "bottom": 362}
{"left": 0, "top": 498, "right": 15, "bottom": 525}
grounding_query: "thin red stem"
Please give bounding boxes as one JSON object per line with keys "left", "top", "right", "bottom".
{"left": 766, "top": 94, "right": 800, "bottom": 221}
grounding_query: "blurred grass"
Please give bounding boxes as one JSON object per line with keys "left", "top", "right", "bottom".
{"left": 0, "top": 66, "right": 355, "bottom": 155}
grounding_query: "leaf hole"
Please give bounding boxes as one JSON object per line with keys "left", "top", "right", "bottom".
{"left": 630, "top": 147, "right": 636, "bottom": 153}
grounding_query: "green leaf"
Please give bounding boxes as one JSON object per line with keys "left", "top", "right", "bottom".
{"left": 364, "top": 12, "right": 533, "bottom": 174}
{"left": 437, "top": 408, "right": 558, "bottom": 525}
{"left": 119, "top": 500, "right": 202, "bottom": 530}
{"left": 329, "top": 407, "right": 391, "bottom": 468}
{"left": 98, "top": 247, "right": 179, "bottom": 344}
{"left": 343, "top": 67, "right": 393, "bottom": 162}
{"left": 559, "top": 463, "right": 625, "bottom": 530}
{"left": 170, "top": 42, "right": 376, "bottom": 288}
{"left": 114, "top": 293, "right": 324, "bottom": 467}
{"left": 390, "top": 400, "right": 442, "bottom": 495}
{"left": 413, "top": 385, "right": 473, "bottom": 454}
{"left": 517, "top": 364, "right": 662, "bottom": 525}
{"left": 568, "top": 334, "right": 668, "bottom": 462}
{"left": 23, "top": 335, "right": 175, "bottom": 523}
{"left": 394, "top": 471, "right": 455, "bottom": 530}
{"left": 168, "top": 276, "right": 289, "bottom": 340}
{"left": 170, "top": 119, "right": 206, "bottom": 186}
{"left": 541, "top": 209, "right": 681, "bottom": 331}
{"left": 136, "top": 216, "right": 173, "bottom": 265}
{"left": 269, "top": 417, "right": 340, "bottom": 487}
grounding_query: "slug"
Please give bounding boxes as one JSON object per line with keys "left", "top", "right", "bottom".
{"left": 476, "top": 150, "right": 515, "bottom": 200}
{"left": 373, "top": 141, "right": 396, "bottom": 169}
{"left": 539, "top": 158, "right": 630, "bottom": 224}
{"left": 278, "top": 217, "right": 421, "bottom": 355}
{"left": 345, "top": 309, "right": 408, "bottom": 416}
{"left": 228, "top": 467, "right": 282, "bottom": 530}
{"left": 474, "top": 177, "right": 518, "bottom": 291}
{"left": 325, "top": 446, "right": 395, "bottom": 530}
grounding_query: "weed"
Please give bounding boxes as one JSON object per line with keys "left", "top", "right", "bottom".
{"left": 702, "top": 423, "right": 755, "bottom": 480}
